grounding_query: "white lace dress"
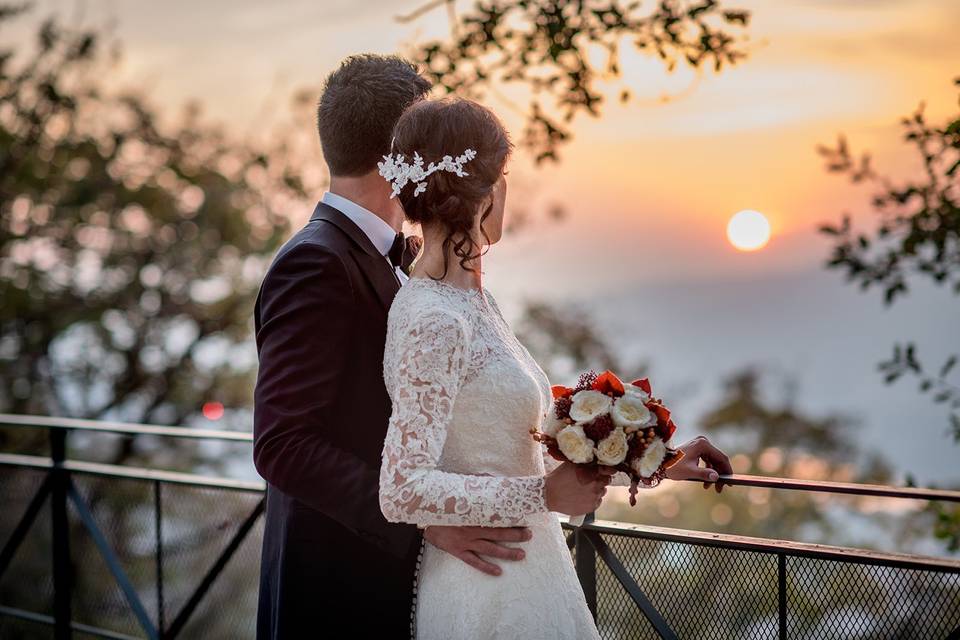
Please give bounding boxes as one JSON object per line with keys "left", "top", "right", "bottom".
{"left": 379, "top": 278, "right": 603, "bottom": 639}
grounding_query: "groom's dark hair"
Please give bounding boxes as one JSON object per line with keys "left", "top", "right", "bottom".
{"left": 318, "top": 54, "right": 432, "bottom": 177}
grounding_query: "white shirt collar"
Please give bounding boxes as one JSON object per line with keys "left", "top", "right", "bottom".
{"left": 320, "top": 191, "right": 397, "bottom": 256}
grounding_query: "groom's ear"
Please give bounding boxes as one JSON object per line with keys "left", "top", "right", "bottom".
{"left": 318, "top": 54, "right": 431, "bottom": 178}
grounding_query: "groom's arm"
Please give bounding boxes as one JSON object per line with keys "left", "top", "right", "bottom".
{"left": 253, "top": 241, "right": 416, "bottom": 557}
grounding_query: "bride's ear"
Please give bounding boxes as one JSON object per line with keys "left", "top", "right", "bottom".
{"left": 480, "top": 194, "right": 494, "bottom": 217}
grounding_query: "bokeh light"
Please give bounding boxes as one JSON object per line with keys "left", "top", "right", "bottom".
{"left": 202, "top": 401, "right": 224, "bottom": 421}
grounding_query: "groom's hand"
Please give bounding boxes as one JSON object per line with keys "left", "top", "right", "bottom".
{"left": 665, "top": 435, "right": 733, "bottom": 494}
{"left": 423, "top": 525, "right": 532, "bottom": 577}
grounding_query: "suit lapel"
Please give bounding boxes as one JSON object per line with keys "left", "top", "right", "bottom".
{"left": 310, "top": 202, "right": 399, "bottom": 312}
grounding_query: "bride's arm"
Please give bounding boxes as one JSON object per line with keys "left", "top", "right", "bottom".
{"left": 379, "top": 309, "right": 549, "bottom": 527}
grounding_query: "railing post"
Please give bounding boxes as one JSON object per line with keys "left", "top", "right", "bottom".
{"left": 777, "top": 553, "right": 787, "bottom": 640}
{"left": 154, "top": 480, "right": 165, "bottom": 636}
{"left": 50, "top": 428, "right": 72, "bottom": 640}
{"left": 574, "top": 512, "right": 597, "bottom": 621}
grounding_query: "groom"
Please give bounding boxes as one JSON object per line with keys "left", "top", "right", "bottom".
{"left": 252, "top": 55, "right": 535, "bottom": 638}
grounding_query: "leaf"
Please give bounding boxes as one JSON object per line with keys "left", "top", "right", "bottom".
{"left": 940, "top": 355, "right": 957, "bottom": 378}
{"left": 950, "top": 413, "right": 960, "bottom": 443}
{"left": 905, "top": 344, "right": 921, "bottom": 372}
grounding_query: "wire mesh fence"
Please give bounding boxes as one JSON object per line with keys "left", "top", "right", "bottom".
{"left": 579, "top": 528, "right": 960, "bottom": 639}
{"left": 0, "top": 465, "right": 263, "bottom": 640}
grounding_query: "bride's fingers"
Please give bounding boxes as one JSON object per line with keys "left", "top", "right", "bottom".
{"left": 589, "top": 485, "right": 607, "bottom": 503}
{"left": 459, "top": 550, "right": 502, "bottom": 577}
{"left": 471, "top": 540, "right": 525, "bottom": 561}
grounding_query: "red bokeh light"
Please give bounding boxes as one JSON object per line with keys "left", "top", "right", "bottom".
{"left": 202, "top": 402, "right": 224, "bottom": 421}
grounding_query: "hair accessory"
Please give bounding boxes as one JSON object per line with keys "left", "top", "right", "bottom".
{"left": 378, "top": 148, "right": 477, "bottom": 199}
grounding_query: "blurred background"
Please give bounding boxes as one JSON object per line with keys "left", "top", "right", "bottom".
{"left": 1, "top": 0, "right": 959, "bottom": 634}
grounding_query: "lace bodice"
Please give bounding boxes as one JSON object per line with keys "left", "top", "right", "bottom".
{"left": 379, "top": 278, "right": 560, "bottom": 527}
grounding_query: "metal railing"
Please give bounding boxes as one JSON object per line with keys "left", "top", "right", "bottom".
{"left": 1, "top": 414, "right": 959, "bottom": 639}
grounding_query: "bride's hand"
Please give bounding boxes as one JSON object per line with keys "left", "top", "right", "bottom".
{"left": 664, "top": 435, "right": 733, "bottom": 493}
{"left": 544, "top": 462, "right": 615, "bottom": 516}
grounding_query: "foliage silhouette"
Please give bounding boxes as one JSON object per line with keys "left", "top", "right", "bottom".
{"left": 0, "top": 7, "right": 303, "bottom": 455}
{"left": 818, "top": 78, "right": 960, "bottom": 418}
{"left": 818, "top": 77, "right": 960, "bottom": 550}
{"left": 402, "top": 0, "right": 750, "bottom": 163}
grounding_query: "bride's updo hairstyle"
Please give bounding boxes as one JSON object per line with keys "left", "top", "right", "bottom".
{"left": 390, "top": 97, "right": 512, "bottom": 278}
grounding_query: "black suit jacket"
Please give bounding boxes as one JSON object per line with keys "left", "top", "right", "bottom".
{"left": 253, "top": 202, "right": 421, "bottom": 639}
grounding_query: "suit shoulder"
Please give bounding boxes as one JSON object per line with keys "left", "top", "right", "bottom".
{"left": 276, "top": 219, "right": 354, "bottom": 260}
{"left": 267, "top": 221, "right": 355, "bottom": 278}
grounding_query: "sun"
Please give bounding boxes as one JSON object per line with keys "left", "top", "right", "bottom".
{"left": 726, "top": 210, "right": 771, "bottom": 251}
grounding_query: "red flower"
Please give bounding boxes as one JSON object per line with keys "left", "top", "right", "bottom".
{"left": 630, "top": 378, "right": 652, "bottom": 395}
{"left": 592, "top": 370, "right": 625, "bottom": 397}
{"left": 551, "top": 385, "right": 574, "bottom": 400}
{"left": 659, "top": 418, "right": 678, "bottom": 440}
{"left": 583, "top": 414, "right": 615, "bottom": 442}
{"left": 644, "top": 400, "right": 677, "bottom": 440}
{"left": 647, "top": 401, "right": 670, "bottom": 425}
{"left": 626, "top": 433, "right": 648, "bottom": 460}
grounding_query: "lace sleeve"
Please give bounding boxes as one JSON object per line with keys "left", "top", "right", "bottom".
{"left": 379, "top": 309, "right": 548, "bottom": 527}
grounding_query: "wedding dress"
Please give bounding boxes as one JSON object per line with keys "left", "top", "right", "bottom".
{"left": 379, "top": 278, "right": 649, "bottom": 639}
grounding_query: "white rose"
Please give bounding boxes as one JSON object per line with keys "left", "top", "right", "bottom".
{"left": 622, "top": 382, "right": 651, "bottom": 402}
{"left": 569, "top": 390, "right": 612, "bottom": 423}
{"left": 556, "top": 425, "right": 595, "bottom": 464}
{"left": 631, "top": 438, "right": 666, "bottom": 478}
{"left": 594, "top": 428, "right": 628, "bottom": 465}
{"left": 541, "top": 410, "right": 566, "bottom": 437}
{"left": 611, "top": 395, "right": 654, "bottom": 433}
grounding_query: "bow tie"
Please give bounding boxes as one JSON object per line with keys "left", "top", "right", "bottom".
{"left": 388, "top": 232, "right": 406, "bottom": 270}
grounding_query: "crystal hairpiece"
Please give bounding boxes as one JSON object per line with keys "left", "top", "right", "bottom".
{"left": 377, "top": 148, "right": 477, "bottom": 199}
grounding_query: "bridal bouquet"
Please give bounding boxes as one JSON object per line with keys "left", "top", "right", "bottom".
{"left": 533, "top": 371, "right": 684, "bottom": 508}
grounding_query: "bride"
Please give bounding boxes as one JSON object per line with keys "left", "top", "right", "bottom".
{"left": 378, "top": 97, "right": 728, "bottom": 638}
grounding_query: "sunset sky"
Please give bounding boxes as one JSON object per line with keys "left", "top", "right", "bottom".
{"left": 10, "top": 0, "right": 958, "bottom": 282}
{"left": 8, "top": 0, "right": 959, "bottom": 483}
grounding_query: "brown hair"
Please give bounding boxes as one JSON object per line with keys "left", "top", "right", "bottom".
{"left": 391, "top": 98, "right": 512, "bottom": 278}
{"left": 318, "top": 55, "right": 431, "bottom": 176}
